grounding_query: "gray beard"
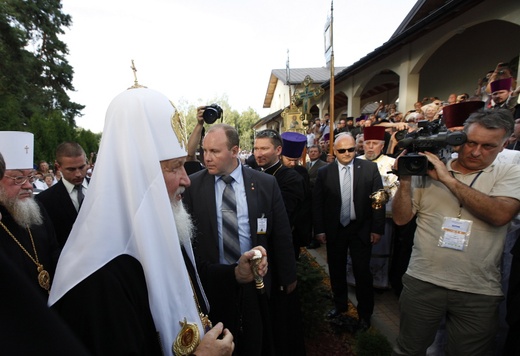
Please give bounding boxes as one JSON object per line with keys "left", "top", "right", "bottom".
{"left": 365, "top": 152, "right": 379, "bottom": 161}
{"left": 0, "top": 187, "right": 43, "bottom": 227}
{"left": 171, "top": 199, "right": 194, "bottom": 248}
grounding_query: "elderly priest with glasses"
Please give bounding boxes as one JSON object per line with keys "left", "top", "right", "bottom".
{"left": 0, "top": 131, "right": 61, "bottom": 300}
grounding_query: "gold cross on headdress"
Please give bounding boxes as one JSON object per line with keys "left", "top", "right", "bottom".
{"left": 128, "top": 60, "right": 147, "bottom": 89}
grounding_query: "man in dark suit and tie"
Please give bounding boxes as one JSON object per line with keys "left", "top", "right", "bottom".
{"left": 306, "top": 144, "right": 328, "bottom": 189}
{"left": 183, "top": 123, "right": 297, "bottom": 356}
{"left": 36, "top": 142, "right": 89, "bottom": 247}
{"left": 313, "top": 132, "right": 385, "bottom": 331}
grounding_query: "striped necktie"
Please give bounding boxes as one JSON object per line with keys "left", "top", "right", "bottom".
{"left": 75, "top": 184, "right": 84, "bottom": 211}
{"left": 340, "top": 166, "right": 351, "bottom": 226}
{"left": 221, "top": 175, "right": 240, "bottom": 264}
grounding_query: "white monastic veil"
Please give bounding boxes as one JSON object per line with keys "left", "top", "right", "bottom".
{"left": 49, "top": 88, "right": 206, "bottom": 354}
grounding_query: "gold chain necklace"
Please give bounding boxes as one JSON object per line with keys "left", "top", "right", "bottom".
{"left": 188, "top": 276, "right": 212, "bottom": 332}
{"left": 271, "top": 164, "right": 283, "bottom": 176}
{"left": 173, "top": 272, "right": 212, "bottom": 356}
{"left": 0, "top": 220, "right": 50, "bottom": 292}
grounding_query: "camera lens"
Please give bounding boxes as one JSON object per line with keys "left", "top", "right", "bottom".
{"left": 405, "top": 157, "right": 425, "bottom": 173}
{"left": 203, "top": 108, "right": 218, "bottom": 124}
{"left": 202, "top": 104, "right": 222, "bottom": 124}
{"left": 398, "top": 154, "right": 428, "bottom": 176}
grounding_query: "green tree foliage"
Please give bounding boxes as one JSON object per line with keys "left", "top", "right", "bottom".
{"left": 0, "top": 0, "right": 100, "bottom": 163}
{"left": 235, "top": 107, "right": 260, "bottom": 151}
{"left": 76, "top": 129, "right": 101, "bottom": 164}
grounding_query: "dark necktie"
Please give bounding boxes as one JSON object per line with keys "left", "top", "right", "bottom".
{"left": 340, "top": 166, "right": 351, "bottom": 226}
{"left": 221, "top": 175, "right": 240, "bottom": 264}
{"left": 75, "top": 184, "right": 84, "bottom": 210}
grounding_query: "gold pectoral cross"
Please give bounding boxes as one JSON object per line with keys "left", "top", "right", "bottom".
{"left": 173, "top": 318, "right": 200, "bottom": 356}
{"left": 37, "top": 265, "right": 50, "bottom": 292}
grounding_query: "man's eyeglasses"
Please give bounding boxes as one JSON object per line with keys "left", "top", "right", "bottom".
{"left": 336, "top": 147, "right": 356, "bottom": 154}
{"left": 4, "top": 174, "right": 36, "bottom": 185}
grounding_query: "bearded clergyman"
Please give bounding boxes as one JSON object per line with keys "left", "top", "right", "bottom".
{"left": 358, "top": 125, "right": 399, "bottom": 289}
{"left": 0, "top": 131, "right": 61, "bottom": 300}
{"left": 49, "top": 78, "right": 266, "bottom": 355}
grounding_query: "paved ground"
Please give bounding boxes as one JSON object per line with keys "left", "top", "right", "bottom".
{"left": 306, "top": 243, "right": 513, "bottom": 355}
{"left": 306, "top": 244, "right": 400, "bottom": 347}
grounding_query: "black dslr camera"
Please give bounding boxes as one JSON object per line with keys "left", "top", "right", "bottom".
{"left": 203, "top": 104, "right": 223, "bottom": 124}
{"left": 397, "top": 120, "right": 466, "bottom": 176}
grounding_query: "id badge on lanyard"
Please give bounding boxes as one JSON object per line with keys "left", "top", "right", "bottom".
{"left": 437, "top": 171, "right": 481, "bottom": 251}
{"left": 439, "top": 217, "right": 472, "bottom": 251}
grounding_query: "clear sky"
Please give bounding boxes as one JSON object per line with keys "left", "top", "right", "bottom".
{"left": 60, "top": 0, "right": 417, "bottom": 133}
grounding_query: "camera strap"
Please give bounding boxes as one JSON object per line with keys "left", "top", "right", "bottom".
{"left": 435, "top": 170, "right": 482, "bottom": 251}
{"left": 450, "top": 170, "right": 483, "bottom": 218}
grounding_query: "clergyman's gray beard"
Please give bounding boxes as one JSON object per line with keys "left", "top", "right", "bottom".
{"left": 171, "top": 199, "right": 194, "bottom": 247}
{"left": 365, "top": 152, "right": 378, "bottom": 161}
{"left": 0, "top": 187, "right": 43, "bottom": 227}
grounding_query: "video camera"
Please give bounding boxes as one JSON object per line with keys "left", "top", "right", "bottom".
{"left": 397, "top": 120, "right": 466, "bottom": 175}
{"left": 202, "top": 104, "right": 223, "bottom": 124}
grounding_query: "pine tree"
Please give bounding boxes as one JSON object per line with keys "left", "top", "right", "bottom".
{"left": 0, "top": 0, "right": 94, "bottom": 162}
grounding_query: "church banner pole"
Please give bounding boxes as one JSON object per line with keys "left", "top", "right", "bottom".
{"left": 329, "top": 0, "right": 335, "bottom": 155}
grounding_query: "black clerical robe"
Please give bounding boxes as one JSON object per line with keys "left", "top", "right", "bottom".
{"left": 52, "top": 255, "right": 162, "bottom": 356}
{"left": 53, "top": 251, "right": 208, "bottom": 356}
{"left": 260, "top": 162, "right": 307, "bottom": 355}
{"left": 0, "top": 246, "right": 89, "bottom": 355}
{"left": 0, "top": 204, "right": 60, "bottom": 300}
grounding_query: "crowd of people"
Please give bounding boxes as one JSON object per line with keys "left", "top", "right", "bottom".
{"left": 302, "top": 62, "right": 520, "bottom": 355}
{"left": 1, "top": 62, "right": 520, "bottom": 356}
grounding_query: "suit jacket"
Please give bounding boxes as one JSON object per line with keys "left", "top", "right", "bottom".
{"left": 306, "top": 159, "right": 328, "bottom": 188}
{"left": 36, "top": 179, "right": 78, "bottom": 248}
{"left": 312, "top": 158, "right": 385, "bottom": 243}
{"left": 184, "top": 166, "right": 296, "bottom": 290}
{"left": 183, "top": 166, "right": 296, "bottom": 327}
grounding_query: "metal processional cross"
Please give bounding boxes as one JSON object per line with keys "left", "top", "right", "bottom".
{"left": 293, "top": 75, "right": 324, "bottom": 125}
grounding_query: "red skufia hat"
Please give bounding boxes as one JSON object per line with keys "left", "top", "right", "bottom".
{"left": 363, "top": 126, "right": 385, "bottom": 141}
{"left": 443, "top": 101, "right": 484, "bottom": 128}
{"left": 490, "top": 77, "right": 513, "bottom": 93}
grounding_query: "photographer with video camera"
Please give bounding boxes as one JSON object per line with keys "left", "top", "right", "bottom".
{"left": 391, "top": 108, "right": 520, "bottom": 356}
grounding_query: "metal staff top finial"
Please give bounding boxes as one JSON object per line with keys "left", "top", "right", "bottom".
{"left": 128, "top": 60, "right": 147, "bottom": 89}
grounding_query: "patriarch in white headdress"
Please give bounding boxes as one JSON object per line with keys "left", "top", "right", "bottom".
{"left": 49, "top": 83, "right": 209, "bottom": 354}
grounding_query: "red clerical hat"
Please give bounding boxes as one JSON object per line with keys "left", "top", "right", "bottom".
{"left": 363, "top": 126, "right": 385, "bottom": 141}
{"left": 490, "top": 77, "right": 513, "bottom": 93}
{"left": 443, "top": 101, "right": 484, "bottom": 128}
